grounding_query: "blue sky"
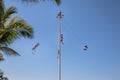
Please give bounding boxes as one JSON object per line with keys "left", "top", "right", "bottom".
{"left": 0, "top": 0, "right": 120, "bottom": 80}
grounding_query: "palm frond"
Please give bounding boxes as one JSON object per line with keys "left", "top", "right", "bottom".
{"left": 55, "top": 0, "right": 61, "bottom": 5}
{"left": 0, "top": 52, "right": 4, "bottom": 61}
{"left": 21, "top": 0, "right": 61, "bottom": 5}
{"left": 0, "top": 0, "right": 5, "bottom": 16}
{"left": 21, "top": 0, "right": 39, "bottom": 3}
{"left": 5, "top": 16, "right": 34, "bottom": 39}
{"left": 18, "top": 28, "right": 33, "bottom": 38}
{"left": 3, "top": 6, "right": 17, "bottom": 23}
{"left": 0, "top": 0, "right": 5, "bottom": 29}
{"left": 0, "top": 28, "right": 18, "bottom": 45}
{"left": 0, "top": 46, "right": 20, "bottom": 56}
{"left": 1, "top": 16, "right": 33, "bottom": 45}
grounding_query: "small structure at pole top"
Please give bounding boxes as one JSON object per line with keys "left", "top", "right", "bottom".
{"left": 57, "top": 11, "right": 64, "bottom": 19}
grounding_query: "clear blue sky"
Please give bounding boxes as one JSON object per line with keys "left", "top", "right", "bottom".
{"left": 1, "top": 0, "right": 120, "bottom": 80}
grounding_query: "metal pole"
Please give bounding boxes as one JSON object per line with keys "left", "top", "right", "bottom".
{"left": 57, "top": 11, "right": 63, "bottom": 80}
{"left": 58, "top": 17, "right": 61, "bottom": 80}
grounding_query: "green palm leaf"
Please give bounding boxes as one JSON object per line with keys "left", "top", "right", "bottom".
{"left": 21, "top": 0, "right": 61, "bottom": 5}
{"left": 0, "top": 0, "right": 5, "bottom": 29}
{"left": 3, "top": 6, "right": 17, "bottom": 23}
{"left": 0, "top": 46, "right": 20, "bottom": 56}
{"left": 5, "top": 16, "right": 33, "bottom": 38}
{"left": 0, "top": 28, "right": 18, "bottom": 45}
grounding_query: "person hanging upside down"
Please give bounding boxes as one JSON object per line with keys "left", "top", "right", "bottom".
{"left": 83, "top": 45, "right": 88, "bottom": 51}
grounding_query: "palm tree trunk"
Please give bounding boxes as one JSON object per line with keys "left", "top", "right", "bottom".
{"left": 0, "top": 0, "right": 4, "bottom": 29}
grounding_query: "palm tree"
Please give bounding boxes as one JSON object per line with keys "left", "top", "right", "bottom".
{"left": 0, "top": 0, "right": 61, "bottom": 60}
{"left": 0, "top": 0, "right": 61, "bottom": 29}
{"left": 0, "top": 69, "right": 8, "bottom": 80}
{"left": 0, "top": 5, "right": 33, "bottom": 61}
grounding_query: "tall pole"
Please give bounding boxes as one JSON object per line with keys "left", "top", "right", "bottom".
{"left": 57, "top": 11, "right": 63, "bottom": 80}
